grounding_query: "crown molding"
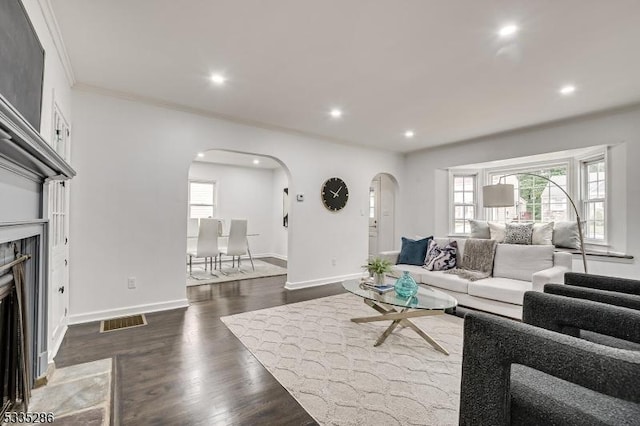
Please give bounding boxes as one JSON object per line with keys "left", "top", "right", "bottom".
{"left": 37, "top": 0, "right": 76, "bottom": 86}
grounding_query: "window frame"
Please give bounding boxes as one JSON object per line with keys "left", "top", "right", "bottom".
{"left": 447, "top": 148, "right": 610, "bottom": 245}
{"left": 188, "top": 179, "right": 217, "bottom": 219}
{"left": 449, "top": 172, "right": 478, "bottom": 236}
{"left": 581, "top": 155, "right": 607, "bottom": 244}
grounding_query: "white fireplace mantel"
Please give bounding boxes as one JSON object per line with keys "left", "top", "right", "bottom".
{"left": 0, "top": 95, "right": 75, "bottom": 180}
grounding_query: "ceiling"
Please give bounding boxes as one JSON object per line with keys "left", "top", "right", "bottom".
{"left": 195, "top": 150, "right": 282, "bottom": 169}
{"left": 51, "top": 0, "right": 640, "bottom": 153}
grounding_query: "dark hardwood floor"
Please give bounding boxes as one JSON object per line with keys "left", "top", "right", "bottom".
{"left": 55, "top": 272, "right": 346, "bottom": 425}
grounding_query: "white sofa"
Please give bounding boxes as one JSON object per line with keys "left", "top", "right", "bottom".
{"left": 379, "top": 237, "right": 572, "bottom": 319}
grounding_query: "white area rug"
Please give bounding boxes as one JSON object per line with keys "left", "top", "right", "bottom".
{"left": 186, "top": 259, "right": 287, "bottom": 286}
{"left": 221, "top": 293, "right": 464, "bottom": 425}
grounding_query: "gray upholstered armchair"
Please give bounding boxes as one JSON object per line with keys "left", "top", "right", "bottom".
{"left": 544, "top": 272, "right": 640, "bottom": 311}
{"left": 459, "top": 291, "right": 640, "bottom": 425}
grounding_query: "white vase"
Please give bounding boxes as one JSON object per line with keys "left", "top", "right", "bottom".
{"left": 374, "top": 273, "right": 385, "bottom": 285}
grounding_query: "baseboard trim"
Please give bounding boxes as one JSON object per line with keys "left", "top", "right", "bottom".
{"left": 48, "top": 322, "right": 68, "bottom": 362}
{"left": 285, "top": 273, "right": 362, "bottom": 290}
{"left": 260, "top": 253, "right": 288, "bottom": 261}
{"left": 68, "top": 299, "right": 190, "bottom": 325}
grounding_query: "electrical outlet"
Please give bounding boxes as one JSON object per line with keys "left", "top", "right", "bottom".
{"left": 331, "top": 258, "right": 336, "bottom": 266}
{"left": 128, "top": 277, "right": 136, "bottom": 289}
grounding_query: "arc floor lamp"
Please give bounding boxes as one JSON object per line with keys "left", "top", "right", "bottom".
{"left": 483, "top": 173, "right": 588, "bottom": 273}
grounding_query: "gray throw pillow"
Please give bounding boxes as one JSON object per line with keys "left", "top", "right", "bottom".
{"left": 553, "top": 221, "right": 581, "bottom": 249}
{"left": 469, "top": 219, "right": 490, "bottom": 239}
{"left": 504, "top": 223, "right": 534, "bottom": 245}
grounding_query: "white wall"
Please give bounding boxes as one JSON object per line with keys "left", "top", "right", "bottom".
{"left": 68, "top": 89, "right": 403, "bottom": 321}
{"left": 188, "top": 161, "right": 286, "bottom": 258}
{"left": 402, "top": 106, "right": 640, "bottom": 279}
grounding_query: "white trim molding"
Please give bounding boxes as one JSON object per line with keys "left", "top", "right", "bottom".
{"left": 37, "top": 0, "right": 76, "bottom": 86}
{"left": 48, "top": 323, "right": 67, "bottom": 363}
{"left": 285, "top": 273, "right": 362, "bottom": 290}
{"left": 264, "top": 253, "right": 288, "bottom": 261}
{"left": 68, "top": 298, "right": 190, "bottom": 325}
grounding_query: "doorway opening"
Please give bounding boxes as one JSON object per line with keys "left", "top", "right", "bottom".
{"left": 185, "top": 150, "right": 291, "bottom": 287}
{"left": 368, "top": 173, "right": 398, "bottom": 257}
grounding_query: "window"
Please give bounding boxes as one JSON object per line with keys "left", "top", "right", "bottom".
{"left": 189, "top": 180, "right": 216, "bottom": 219}
{"left": 450, "top": 148, "right": 610, "bottom": 239}
{"left": 583, "top": 158, "right": 606, "bottom": 241}
{"left": 369, "top": 187, "right": 375, "bottom": 218}
{"left": 452, "top": 175, "right": 476, "bottom": 234}
{"left": 489, "top": 166, "right": 568, "bottom": 223}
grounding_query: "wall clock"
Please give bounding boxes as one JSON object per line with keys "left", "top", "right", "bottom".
{"left": 321, "top": 177, "right": 349, "bottom": 212}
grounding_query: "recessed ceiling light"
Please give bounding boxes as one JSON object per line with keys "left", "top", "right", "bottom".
{"left": 197, "top": 152, "right": 205, "bottom": 158}
{"left": 404, "top": 130, "right": 415, "bottom": 138}
{"left": 498, "top": 24, "right": 519, "bottom": 38}
{"left": 329, "top": 108, "right": 343, "bottom": 118}
{"left": 210, "top": 73, "right": 226, "bottom": 85}
{"left": 559, "top": 85, "right": 576, "bottom": 95}
{"left": 253, "top": 159, "right": 260, "bottom": 165}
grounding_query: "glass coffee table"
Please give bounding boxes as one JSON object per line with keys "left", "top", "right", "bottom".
{"left": 342, "top": 278, "right": 457, "bottom": 355}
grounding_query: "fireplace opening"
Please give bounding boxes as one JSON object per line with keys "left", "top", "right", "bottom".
{"left": 0, "top": 236, "right": 42, "bottom": 415}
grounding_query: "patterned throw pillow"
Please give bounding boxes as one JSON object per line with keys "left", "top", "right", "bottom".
{"left": 504, "top": 223, "right": 534, "bottom": 245}
{"left": 423, "top": 240, "right": 458, "bottom": 271}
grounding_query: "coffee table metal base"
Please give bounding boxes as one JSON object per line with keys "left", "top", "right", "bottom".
{"left": 350, "top": 299, "right": 449, "bottom": 355}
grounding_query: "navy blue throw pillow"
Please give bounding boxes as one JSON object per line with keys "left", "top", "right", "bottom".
{"left": 397, "top": 236, "right": 433, "bottom": 266}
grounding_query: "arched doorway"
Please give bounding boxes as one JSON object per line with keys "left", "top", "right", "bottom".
{"left": 186, "top": 149, "right": 291, "bottom": 285}
{"left": 368, "top": 173, "right": 399, "bottom": 256}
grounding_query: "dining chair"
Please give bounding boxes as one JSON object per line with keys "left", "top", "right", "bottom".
{"left": 219, "top": 219, "right": 254, "bottom": 272}
{"left": 187, "top": 218, "right": 221, "bottom": 275}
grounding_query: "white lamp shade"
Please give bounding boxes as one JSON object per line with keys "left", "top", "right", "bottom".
{"left": 483, "top": 184, "right": 515, "bottom": 207}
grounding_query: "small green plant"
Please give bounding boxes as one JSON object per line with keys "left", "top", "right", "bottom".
{"left": 363, "top": 257, "right": 393, "bottom": 275}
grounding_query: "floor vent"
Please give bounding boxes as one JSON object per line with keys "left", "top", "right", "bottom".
{"left": 100, "top": 314, "right": 147, "bottom": 333}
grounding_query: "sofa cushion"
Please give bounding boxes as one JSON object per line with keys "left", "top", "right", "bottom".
{"left": 468, "top": 277, "right": 531, "bottom": 305}
{"left": 493, "top": 244, "right": 554, "bottom": 282}
{"left": 421, "top": 270, "right": 469, "bottom": 294}
{"left": 391, "top": 264, "right": 426, "bottom": 283}
{"left": 398, "top": 236, "right": 432, "bottom": 266}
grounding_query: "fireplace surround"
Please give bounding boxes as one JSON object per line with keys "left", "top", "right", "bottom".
{"left": 0, "top": 92, "right": 75, "bottom": 413}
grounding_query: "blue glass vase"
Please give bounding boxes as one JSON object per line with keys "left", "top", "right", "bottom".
{"left": 395, "top": 271, "right": 418, "bottom": 298}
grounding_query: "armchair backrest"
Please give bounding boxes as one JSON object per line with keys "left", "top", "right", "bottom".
{"left": 565, "top": 272, "right": 640, "bottom": 295}
{"left": 523, "top": 291, "right": 640, "bottom": 345}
